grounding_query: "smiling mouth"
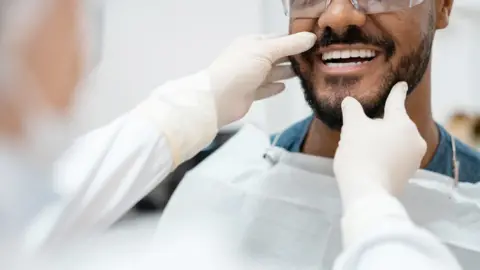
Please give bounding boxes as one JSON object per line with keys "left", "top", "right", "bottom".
{"left": 321, "top": 49, "right": 377, "bottom": 68}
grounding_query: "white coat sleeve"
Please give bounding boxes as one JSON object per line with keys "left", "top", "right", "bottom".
{"left": 41, "top": 72, "right": 219, "bottom": 244}
{"left": 333, "top": 193, "right": 463, "bottom": 270}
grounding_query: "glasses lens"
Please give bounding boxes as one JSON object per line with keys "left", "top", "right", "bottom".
{"left": 356, "top": 0, "right": 425, "bottom": 14}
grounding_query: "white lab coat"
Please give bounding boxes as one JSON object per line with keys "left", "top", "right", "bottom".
{"left": 47, "top": 112, "right": 175, "bottom": 245}
{"left": 34, "top": 71, "right": 219, "bottom": 249}
{"left": 0, "top": 107, "right": 178, "bottom": 268}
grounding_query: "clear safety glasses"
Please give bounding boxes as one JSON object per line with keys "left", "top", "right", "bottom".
{"left": 282, "top": 0, "right": 425, "bottom": 18}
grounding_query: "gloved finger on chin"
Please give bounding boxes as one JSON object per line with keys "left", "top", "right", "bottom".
{"left": 341, "top": 97, "right": 368, "bottom": 126}
{"left": 384, "top": 81, "right": 408, "bottom": 120}
{"left": 255, "top": 83, "right": 286, "bottom": 100}
{"left": 266, "top": 65, "right": 295, "bottom": 82}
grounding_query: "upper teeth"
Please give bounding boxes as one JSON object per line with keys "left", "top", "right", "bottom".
{"left": 322, "top": 49, "right": 376, "bottom": 61}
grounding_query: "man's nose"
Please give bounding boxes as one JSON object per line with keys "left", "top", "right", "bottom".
{"left": 317, "top": 0, "right": 366, "bottom": 31}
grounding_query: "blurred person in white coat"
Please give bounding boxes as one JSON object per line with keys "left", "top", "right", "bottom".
{"left": 0, "top": 0, "right": 316, "bottom": 261}
{"left": 0, "top": 0, "right": 463, "bottom": 269}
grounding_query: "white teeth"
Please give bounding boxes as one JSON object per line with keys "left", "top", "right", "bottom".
{"left": 326, "top": 61, "right": 367, "bottom": 67}
{"left": 322, "top": 49, "right": 376, "bottom": 61}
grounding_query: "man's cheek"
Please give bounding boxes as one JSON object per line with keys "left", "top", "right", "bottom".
{"left": 374, "top": 15, "right": 425, "bottom": 53}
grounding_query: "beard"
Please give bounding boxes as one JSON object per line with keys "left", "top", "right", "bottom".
{"left": 290, "top": 22, "right": 434, "bottom": 131}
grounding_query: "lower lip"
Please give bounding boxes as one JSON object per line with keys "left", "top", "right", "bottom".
{"left": 318, "top": 55, "right": 382, "bottom": 75}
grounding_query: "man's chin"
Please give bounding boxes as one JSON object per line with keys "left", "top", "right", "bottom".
{"left": 308, "top": 99, "right": 344, "bottom": 131}
{"left": 299, "top": 73, "right": 392, "bottom": 130}
{"left": 307, "top": 90, "right": 389, "bottom": 131}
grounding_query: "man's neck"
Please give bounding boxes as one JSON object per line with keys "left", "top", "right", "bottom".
{"left": 302, "top": 73, "right": 440, "bottom": 168}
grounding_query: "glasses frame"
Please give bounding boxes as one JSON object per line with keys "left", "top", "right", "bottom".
{"left": 282, "top": 0, "right": 424, "bottom": 17}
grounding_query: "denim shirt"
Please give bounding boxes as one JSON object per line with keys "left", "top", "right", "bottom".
{"left": 273, "top": 115, "right": 480, "bottom": 183}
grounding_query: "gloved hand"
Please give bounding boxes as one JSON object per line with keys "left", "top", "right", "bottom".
{"left": 333, "top": 81, "right": 427, "bottom": 247}
{"left": 207, "top": 32, "right": 317, "bottom": 128}
{"left": 333, "top": 81, "right": 427, "bottom": 211}
{"left": 134, "top": 33, "right": 316, "bottom": 167}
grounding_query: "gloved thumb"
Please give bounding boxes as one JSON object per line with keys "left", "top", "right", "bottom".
{"left": 384, "top": 81, "right": 408, "bottom": 120}
{"left": 265, "top": 32, "right": 317, "bottom": 62}
{"left": 341, "top": 97, "right": 367, "bottom": 126}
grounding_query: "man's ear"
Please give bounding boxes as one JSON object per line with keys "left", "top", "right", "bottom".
{"left": 436, "top": 0, "right": 454, "bottom": 29}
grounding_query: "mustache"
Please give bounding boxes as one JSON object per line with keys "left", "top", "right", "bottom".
{"left": 310, "top": 26, "right": 396, "bottom": 59}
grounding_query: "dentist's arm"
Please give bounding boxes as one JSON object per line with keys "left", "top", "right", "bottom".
{"left": 48, "top": 33, "right": 317, "bottom": 242}
{"left": 332, "top": 82, "right": 462, "bottom": 270}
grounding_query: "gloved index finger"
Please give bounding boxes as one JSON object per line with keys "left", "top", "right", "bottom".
{"left": 384, "top": 81, "right": 408, "bottom": 120}
{"left": 341, "top": 96, "right": 367, "bottom": 127}
{"left": 265, "top": 32, "right": 317, "bottom": 62}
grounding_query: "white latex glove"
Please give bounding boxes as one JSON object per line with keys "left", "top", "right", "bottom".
{"left": 208, "top": 32, "right": 317, "bottom": 127}
{"left": 133, "top": 32, "right": 316, "bottom": 167}
{"left": 333, "top": 81, "right": 427, "bottom": 211}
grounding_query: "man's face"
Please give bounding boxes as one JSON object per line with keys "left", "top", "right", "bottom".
{"left": 289, "top": 0, "right": 442, "bottom": 130}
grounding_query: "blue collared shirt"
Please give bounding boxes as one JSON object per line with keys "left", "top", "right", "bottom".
{"left": 273, "top": 115, "right": 480, "bottom": 183}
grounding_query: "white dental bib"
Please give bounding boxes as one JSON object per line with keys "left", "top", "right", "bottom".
{"left": 155, "top": 125, "right": 480, "bottom": 270}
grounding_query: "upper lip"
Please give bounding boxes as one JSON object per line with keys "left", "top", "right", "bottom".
{"left": 316, "top": 44, "right": 382, "bottom": 55}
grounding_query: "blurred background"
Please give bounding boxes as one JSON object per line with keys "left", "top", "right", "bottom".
{"left": 75, "top": 0, "right": 480, "bottom": 227}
